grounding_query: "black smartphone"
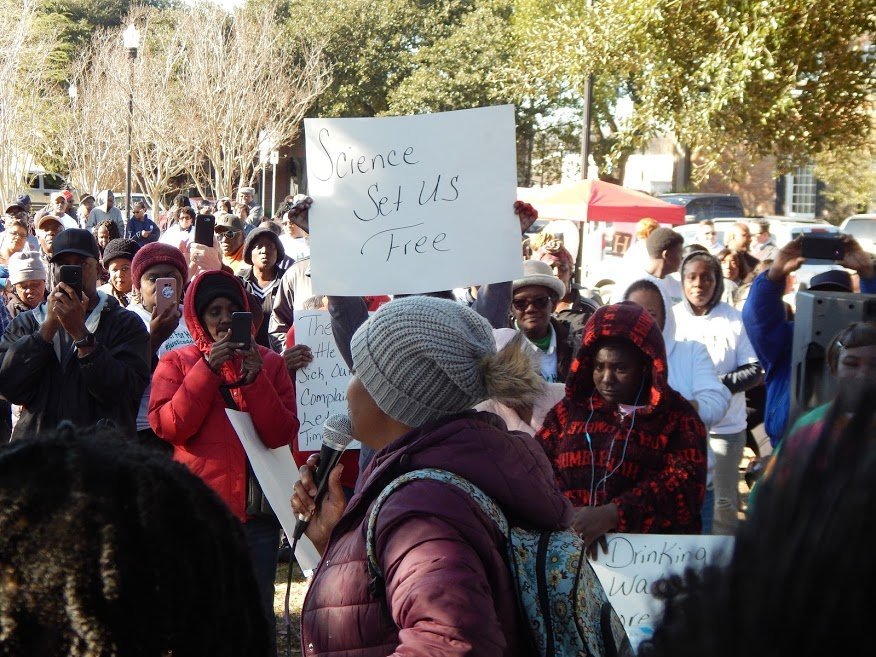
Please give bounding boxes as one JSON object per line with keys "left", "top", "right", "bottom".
{"left": 230, "top": 311, "right": 252, "bottom": 349}
{"left": 194, "top": 213, "right": 216, "bottom": 247}
{"left": 58, "top": 264, "right": 83, "bottom": 300}
{"left": 800, "top": 234, "right": 845, "bottom": 261}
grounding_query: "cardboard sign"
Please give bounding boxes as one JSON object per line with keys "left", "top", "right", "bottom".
{"left": 292, "top": 310, "right": 360, "bottom": 453}
{"left": 304, "top": 105, "right": 523, "bottom": 296}
{"left": 590, "top": 533, "right": 734, "bottom": 652}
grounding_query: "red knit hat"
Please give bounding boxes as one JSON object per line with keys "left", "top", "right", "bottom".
{"left": 131, "top": 242, "right": 189, "bottom": 290}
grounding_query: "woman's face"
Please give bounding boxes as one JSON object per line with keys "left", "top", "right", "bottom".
{"left": 683, "top": 260, "right": 717, "bottom": 312}
{"left": 96, "top": 226, "right": 111, "bottom": 248}
{"left": 202, "top": 296, "right": 242, "bottom": 342}
{"left": 5, "top": 226, "right": 28, "bottom": 254}
{"left": 346, "top": 375, "right": 385, "bottom": 448}
{"left": 13, "top": 279, "right": 45, "bottom": 308}
{"left": 836, "top": 344, "right": 876, "bottom": 382}
{"left": 107, "top": 258, "right": 133, "bottom": 294}
{"left": 250, "top": 235, "right": 278, "bottom": 273}
{"left": 720, "top": 254, "right": 739, "bottom": 281}
{"left": 139, "top": 265, "right": 183, "bottom": 312}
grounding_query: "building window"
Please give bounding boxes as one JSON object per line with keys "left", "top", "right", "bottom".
{"left": 784, "top": 165, "right": 816, "bottom": 218}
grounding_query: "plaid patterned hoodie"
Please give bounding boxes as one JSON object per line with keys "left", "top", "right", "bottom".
{"left": 536, "top": 301, "right": 707, "bottom": 533}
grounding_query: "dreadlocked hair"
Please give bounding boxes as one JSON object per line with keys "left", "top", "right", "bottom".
{"left": 0, "top": 422, "right": 271, "bottom": 657}
{"left": 639, "top": 382, "right": 876, "bottom": 657}
{"left": 479, "top": 331, "right": 545, "bottom": 410}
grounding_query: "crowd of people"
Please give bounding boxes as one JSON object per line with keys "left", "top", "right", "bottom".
{"left": 0, "top": 186, "right": 873, "bottom": 656}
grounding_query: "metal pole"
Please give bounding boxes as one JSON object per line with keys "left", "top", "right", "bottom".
{"left": 261, "top": 166, "right": 266, "bottom": 213}
{"left": 126, "top": 49, "right": 136, "bottom": 234}
{"left": 271, "top": 163, "right": 277, "bottom": 218}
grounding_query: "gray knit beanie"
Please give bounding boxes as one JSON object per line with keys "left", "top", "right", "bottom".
{"left": 350, "top": 296, "right": 497, "bottom": 427}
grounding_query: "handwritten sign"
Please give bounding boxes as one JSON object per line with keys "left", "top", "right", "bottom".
{"left": 590, "top": 533, "right": 734, "bottom": 652}
{"left": 304, "top": 105, "right": 523, "bottom": 296}
{"left": 292, "top": 310, "right": 360, "bottom": 453}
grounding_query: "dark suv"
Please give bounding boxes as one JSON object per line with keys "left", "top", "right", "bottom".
{"left": 657, "top": 193, "right": 745, "bottom": 222}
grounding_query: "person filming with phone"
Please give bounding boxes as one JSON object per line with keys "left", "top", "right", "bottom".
{"left": 742, "top": 234, "right": 876, "bottom": 450}
{"left": 0, "top": 228, "right": 150, "bottom": 440}
{"left": 148, "top": 269, "right": 298, "bottom": 654}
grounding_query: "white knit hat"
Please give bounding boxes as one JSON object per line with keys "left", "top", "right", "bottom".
{"left": 7, "top": 251, "right": 46, "bottom": 285}
{"left": 350, "top": 296, "right": 496, "bottom": 427}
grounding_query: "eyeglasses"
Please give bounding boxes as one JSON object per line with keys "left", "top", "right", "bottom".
{"left": 512, "top": 296, "right": 552, "bottom": 311}
{"left": 216, "top": 230, "right": 240, "bottom": 240}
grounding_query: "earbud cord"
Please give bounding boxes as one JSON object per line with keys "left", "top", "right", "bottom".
{"left": 594, "top": 376, "right": 646, "bottom": 502}
{"left": 584, "top": 392, "right": 596, "bottom": 505}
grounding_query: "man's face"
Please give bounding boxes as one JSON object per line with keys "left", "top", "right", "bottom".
{"left": 511, "top": 285, "right": 556, "bottom": 340}
{"left": 750, "top": 224, "right": 769, "bottom": 245}
{"left": 52, "top": 254, "right": 99, "bottom": 298}
{"left": 83, "top": 199, "right": 95, "bottom": 212}
{"left": 215, "top": 226, "right": 244, "bottom": 256}
{"left": 239, "top": 191, "right": 254, "bottom": 205}
{"left": 663, "top": 244, "right": 683, "bottom": 274}
{"left": 52, "top": 197, "right": 68, "bottom": 214}
{"left": 728, "top": 225, "right": 751, "bottom": 251}
{"left": 178, "top": 212, "right": 194, "bottom": 230}
{"left": 593, "top": 343, "right": 646, "bottom": 405}
{"left": 131, "top": 206, "right": 146, "bottom": 221}
{"left": 36, "top": 221, "right": 63, "bottom": 254}
{"left": 105, "top": 194, "right": 115, "bottom": 209}
{"left": 698, "top": 224, "right": 717, "bottom": 245}
{"left": 5, "top": 224, "right": 28, "bottom": 253}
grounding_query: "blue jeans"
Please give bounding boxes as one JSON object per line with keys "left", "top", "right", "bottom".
{"left": 701, "top": 485, "right": 715, "bottom": 534}
{"left": 243, "top": 515, "right": 281, "bottom": 657}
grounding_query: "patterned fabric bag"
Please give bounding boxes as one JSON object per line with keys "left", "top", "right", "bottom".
{"left": 366, "top": 468, "right": 633, "bottom": 657}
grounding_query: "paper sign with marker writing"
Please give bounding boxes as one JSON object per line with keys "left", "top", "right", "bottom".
{"left": 589, "top": 533, "right": 734, "bottom": 652}
{"left": 304, "top": 105, "right": 523, "bottom": 296}
{"left": 293, "top": 310, "right": 360, "bottom": 453}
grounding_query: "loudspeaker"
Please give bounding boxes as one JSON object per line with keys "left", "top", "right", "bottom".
{"left": 790, "top": 290, "right": 876, "bottom": 422}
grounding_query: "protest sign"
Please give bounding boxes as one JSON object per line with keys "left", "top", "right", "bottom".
{"left": 590, "top": 533, "right": 734, "bottom": 652}
{"left": 293, "top": 310, "right": 359, "bottom": 453}
{"left": 304, "top": 105, "right": 523, "bottom": 296}
{"left": 225, "top": 408, "right": 321, "bottom": 574}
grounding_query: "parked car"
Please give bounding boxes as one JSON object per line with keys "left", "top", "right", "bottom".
{"left": 838, "top": 213, "right": 876, "bottom": 255}
{"left": 24, "top": 171, "right": 70, "bottom": 211}
{"left": 657, "top": 193, "right": 745, "bottom": 222}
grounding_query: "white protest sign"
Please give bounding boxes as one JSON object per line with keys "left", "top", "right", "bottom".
{"left": 304, "top": 105, "right": 523, "bottom": 296}
{"left": 590, "top": 533, "right": 734, "bottom": 652}
{"left": 225, "top": 409, "right": 321, "bottom": 574}
{"left": 293, "top": 310, "right": 360, "bottom": 453}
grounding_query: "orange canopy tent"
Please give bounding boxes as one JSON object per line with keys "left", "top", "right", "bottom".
{"left": 517, "top": 179, "right": 686, "bottom": 225}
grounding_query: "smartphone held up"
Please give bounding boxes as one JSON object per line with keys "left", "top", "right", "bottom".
{"left": 230, "top": 311, "right": 252, "bottom": 350}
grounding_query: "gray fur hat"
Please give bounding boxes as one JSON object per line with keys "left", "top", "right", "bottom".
{"left": 350, "top": 296, "right": 497, "bottom": 427}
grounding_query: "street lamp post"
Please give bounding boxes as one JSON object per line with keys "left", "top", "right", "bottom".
{"left": 123, "top": 24, "right": 140, "bottom": 231}
{"left": 269, "top": 149, "right": 279, "bottom": 217}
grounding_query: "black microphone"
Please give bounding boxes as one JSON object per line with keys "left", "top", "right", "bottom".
{"left": 293, "top": 414, "right": 353, "bottom": 540}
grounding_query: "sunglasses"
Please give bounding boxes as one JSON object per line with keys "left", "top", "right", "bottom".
{"left": 512, "top": 296, "right": 552, "bottom": 311}
{"left": 216, "top": 230, "right": 240, "bottom": 240}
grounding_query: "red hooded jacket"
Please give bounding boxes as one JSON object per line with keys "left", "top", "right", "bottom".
{"left": 536, "top": 301, "right": 707, "bottom": 533}
{"left": 149, "top": 270, "right": 299, "bottom": 521}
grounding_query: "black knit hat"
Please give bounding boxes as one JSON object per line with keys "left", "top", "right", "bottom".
{"left": 243, "top": 227, "right": 285, "bottom": 265}
{"left": 102, "top": 238, "right": 141, "bottom": 268}
{"left": 194, "top": 272, "right": 247, "bottom": 320}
